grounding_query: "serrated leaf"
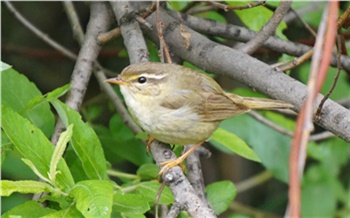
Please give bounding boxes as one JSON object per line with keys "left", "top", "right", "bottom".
{"left": 136, "top": 163, "right": 159, "bottom": 180}
{"left": 2, "top": 201, "right": 56, "bottom": 218}
{"left": 113, "top": 192, "right": 150, "bottom": 214}
{"left": 206, "top": 181, "right": 237, "bottom": 215}
{"left": 210, "top": 128, "right": 260, "bottom": 162}
{"left": 49, "top": 124, "right": 74, "bottom": 184}
{"left": 1, "top": 66, "right": 54, "bottom": 137}
{"left": 0, "top": 180, "right": 55, "bottom": 196}
{"left": 134, "top": 181, "right": 174, "bottom": 205}
{"left": 51, "top": 100, "right": 107, "bottom": 180}
{"left": 69, "top": 180, "right": 113, "bottom": 218}
{"left": 1, "top": 105, "right": 75, "bottom": 190}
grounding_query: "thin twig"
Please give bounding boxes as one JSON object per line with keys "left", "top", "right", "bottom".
{"left": 156, "top": 0, "right": 172, "bottom": 63}
{"left": 289, "top": 7, "right": 317, "bottom": 37}
{"left": 315, "top": 35, "right": 343, "bottom": 118}
{"left": 279, "top": 48, "right": 314, "bottom": 71}
{"left": 337, "top": 6, "right": 350, "bottom": 30}
{"left": 180, "top": 1, "right": 201, "bottom": 13}
{"left": 98, "top": 27, "right": 121, "bottom": 45}
{"left": 240, "top": 1, "right": 292, "bottom": 54}
{"left": 309, "top": 131, "right": 334, "bottom": 141}
{"left": 230, "top": 201, "right": 280, "bottom": 218}
{"left": 4, "top": 1, "right": 77, "bottom": 61}
{"left": 63, "top": 1, "right": 85, "bottom": 44}
{"left": 139, "top": 1, "right": 157, "bottom": 19}
{"left": 248, "top": 111, "right": 293, "bottom": 137}
{"left": 155, "top": 182, "right": 167, "bottom": 218}
{"left": 235, "top": 170, "right": 273, "bottom": 193}
{"left": 186, "top": 5, "right": 217, "bottom": 15}
{"left": 208, "top": 1, "right": 266, "bottom": 12}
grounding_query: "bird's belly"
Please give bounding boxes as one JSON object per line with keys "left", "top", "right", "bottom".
{"left": 134, "top": 107, "right": 219, "bottom": 145}
{"left": 149, "top": 121, "right": 220, "bottom": 145}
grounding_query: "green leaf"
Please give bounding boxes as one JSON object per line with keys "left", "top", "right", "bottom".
{"left": 308, "top": 137, "right": 350, "bottom": 175}
{"left": 298, "top": 62, "right": 350, "bottom": 100}
{"left": 134, "top": 181, "right": 174, "bottom": 205}
{"left": 1, "top": 66, "right": 54, "bottom": 137}
{"left": 1, "top": 104, "right": 75, "bottom": 190}
{"left": 49, "top": 124, "right": 74, "bottom": 185}
{"left": 64, "top": 147, "right": 90, "bottom": 182}
{"left": 51, "top": 100, "right": 107, "bottom": 180}
{"left": 69, "top": 180, "right": 113, "bottom": 218}
{"left": 206, "top": 181, "right": 237, "bottom": 215}
{"left": 2, "top": 201, "right": 56, "bottom": 218}
{"left": 136, "top": 163, "right": 159, "bottom": 180}
{"left": 210, "top": 128, "right": 261, "bottom": 162}
{"left": 197, "top": 11, "right": 226, "bottom": 23}
{"left": 219, "top": 114, "right": 291, "bottom": 182}
{"left": 0, "top": 180, "right": 55, "bottom": 196}
{"left": 46, "top": 83, "right": 71, "bottom": 100}
{"left": 302, "top": 165, "right": 337, "bottom": 217}
{"left": 113, "top": 192, "right": 150, "bottom": 215}
{"left": 96, "top": 114, "right": 151, "bottom": 166}
{"left": 21, "top": 83, "right": 71, "bottom": 114}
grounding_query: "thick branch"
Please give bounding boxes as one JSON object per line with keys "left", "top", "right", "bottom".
{"left": 185, "top": 145, "right": 211, "bottom": 205}
{"left": 150, "top": 141, "right": 216, "bottom": 218}
{"left": 110, "top": 1, "right": 149, "bottom": 64}
{"left": 144, "top": 9, "right": 350, "bottom": 143}
{"left": 176, "top": 12, "right": 350, "bottom": 71}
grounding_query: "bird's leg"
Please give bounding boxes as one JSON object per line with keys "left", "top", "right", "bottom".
{"left": 158, "top": 141, "right": 203, "bottom": 176}
{"left": 146, "top": 135, "right": 155, "bottom": 153}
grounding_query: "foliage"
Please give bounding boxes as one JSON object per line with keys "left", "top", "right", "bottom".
{"left": 2, "top": 1, "right": 350, "bottom": 217}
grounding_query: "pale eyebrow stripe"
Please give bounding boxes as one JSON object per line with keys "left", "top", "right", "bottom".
{"left": 130, "top": 73, "right": 167, "bottom": 80}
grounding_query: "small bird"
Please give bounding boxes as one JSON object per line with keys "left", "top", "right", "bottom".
{"left": 106, "top": 62, "right": 293, "bottom": 174}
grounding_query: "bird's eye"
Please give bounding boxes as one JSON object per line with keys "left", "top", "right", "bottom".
{"left": 138, "top": 76, "right": 147, "bottom": 84}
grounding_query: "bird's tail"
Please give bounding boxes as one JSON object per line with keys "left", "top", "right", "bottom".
{"left": 241, "top": 97, "right": 293, "bottom": 110}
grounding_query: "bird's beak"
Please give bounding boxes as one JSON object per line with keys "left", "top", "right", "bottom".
{"left": 105, "top": 76, "right": 131, "bottom": 86}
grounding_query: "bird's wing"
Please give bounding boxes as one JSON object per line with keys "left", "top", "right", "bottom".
{"left": 199, "top": 93, "right": 249, "bottom": 122}
{"left": 160, "top": 89, "right": 249, "bottom": 122}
